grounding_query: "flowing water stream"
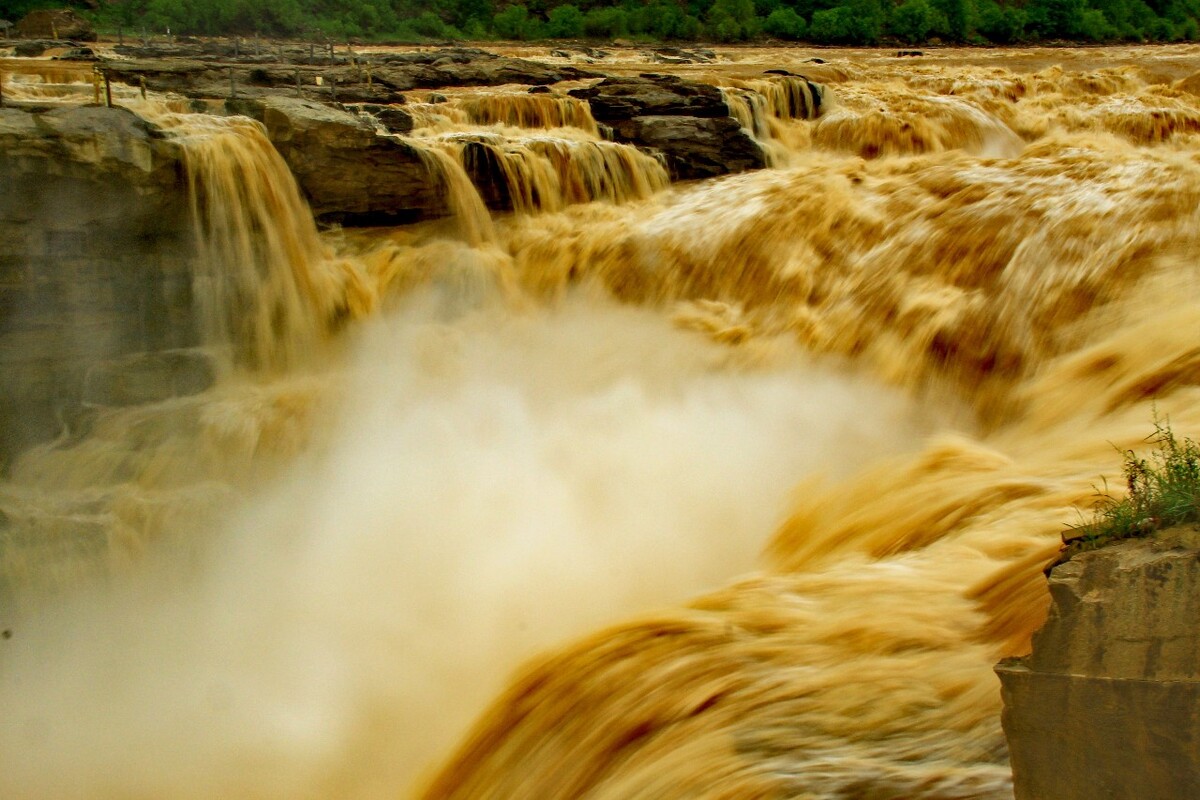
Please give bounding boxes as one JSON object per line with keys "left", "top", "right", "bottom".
{"left": 2, "top": 44, "right": 1200, "bottom": 799}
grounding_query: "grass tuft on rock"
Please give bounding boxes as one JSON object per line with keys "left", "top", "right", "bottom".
{"left": 1064, "top": 414, "right": 1200, "bottom": 558}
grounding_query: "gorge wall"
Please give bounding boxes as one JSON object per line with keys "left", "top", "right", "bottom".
{"left": 0, "top": 104, "right": 209, "bottom": 471}
{"left": 997, "top": 528, "right": 1200, "bottom": 799}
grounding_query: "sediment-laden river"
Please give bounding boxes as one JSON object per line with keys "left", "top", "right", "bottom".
{"left": 2, "top": 43, "right": 1199, "bottom": 799}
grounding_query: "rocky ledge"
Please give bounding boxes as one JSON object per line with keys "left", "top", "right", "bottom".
{"left": 94, "top": 52, "right": 767, "bottom": 184}
{"left": 226, "top": 96, "right": 448, "bottom": 226}
{"left": 996, "top": 527, "right": 1200, "bottom": 799}
{"left": 570, "top": 74, "right": 765, "bottom": 180}
{"left": 99, "top": 47, "right": 599, "bottom": 103}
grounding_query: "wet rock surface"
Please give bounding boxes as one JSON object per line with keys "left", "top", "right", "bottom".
{"left": 225, "top": 96, "right": 449, "bottom": 226}
{"left": 611, "top": 115, "right": 765, "bottom": 180}
{"left": 570, "top": 75, "right": 765, "bottom": 179}
{"left": 97, "top": 47, "right": 598, "bottom": 102}
{"left": 997, "top": 527, "right": 1200, "bottom": 800}
{"left": 571, "top": 74, "right": 729, "bottom": 119}
{"left": 0, "top": 106, "right": 198, "bottom": 469}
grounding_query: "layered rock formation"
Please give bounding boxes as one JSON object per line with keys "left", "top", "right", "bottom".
{"left": 997, "top": 528, "right": 1200, "bottom": 799}
{"left": 225, "top": 96, "right": 448, "bottom": 226}
{"left": 0, "top": 105, "right": 207, "bottom": 469}
{"left": 570, "top": 74, "right": 765, "bottom": 180}
{"left": 99, "top": 48, "right": 597, "bottom": 103}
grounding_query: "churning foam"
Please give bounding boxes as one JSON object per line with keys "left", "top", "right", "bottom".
{"left": 0, "top": 295, "right": 944, "bottom": 799}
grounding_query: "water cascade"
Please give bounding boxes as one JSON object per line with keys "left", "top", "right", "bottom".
{"left": 174, "top": 114, "right": 353, "bottom": 370}
{"left": 723, "top": 75, "right": 827, "bottom": 164}
{"left": 2, "top": 45, "right": 1200, "bottom": 800}
{"left": 402, "top": 91, "right": 669, "bottom": 216}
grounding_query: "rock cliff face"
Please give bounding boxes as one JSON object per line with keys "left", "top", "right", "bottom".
{"left": 0, "top": 106, "right": 208, "bottom": 469}
{"left": 997, "top": 527, "right": 1200, "bottom": 799}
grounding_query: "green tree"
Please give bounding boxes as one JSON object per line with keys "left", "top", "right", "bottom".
{"left": 705, "top": 0, "right": 760, "bottom": 39}
{"left": 412, "top": 10, "right": 463, "bottom": 37}
{"left": 1025, "top": 0, "right": 1085, "bottom": 37}
{"left": 437, "top": 0, "right": 496, "bottom": 29}
{"left": 546, "top": 2, "right": 585, "bottom": 35}
{"left": 582, "top": 5, "right": 629, "bottom": 35}
{"left": 1078, "top": 7, "right": 1117, "bottom": 38}
{"left": 493, "top": 2, "right": 543, "bottom": 37}
{"left": 930, "top": 0, "right": 975, "bottom": 39}
{"left": 630, "top": 0, "right": 701, "bottom": 38}
{"left": 763, "top": 5, "right": 807, "bottom": 36}
{"left": 975, "top": 0, "right": 1025, "bottom": 41}
{"left": 809, "top": 5, "right": 852, "bottom": 39}
{"left": 888, "top": 0, "right": 937, "bottom": 41}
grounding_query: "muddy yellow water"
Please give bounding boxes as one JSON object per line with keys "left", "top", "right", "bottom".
{"left": 2, "top": 45, "right": 1200, "bottom": 799}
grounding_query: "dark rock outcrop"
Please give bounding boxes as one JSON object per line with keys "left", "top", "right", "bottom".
{"left": 570, "top": 75, "right": 765, "bottom": 180}
{"left": 226, "top": 96, "right": 448, "bottom": 226}
{"left": 997, "top": 528, "right": 1200, "bottom": 800}
{"left": 348, "top": 103, "right": 415, "bottom": 134}
{"left": 12, "top": 40, "right": 66, "bottom": 58}
{"left": 0, "top": 105, "right": 201, "bottom": 468}
{"left": 15, "top": 9, "right": 95, "bottom": 42}
{"left": 611, "top": 115, "right": 765, "bottom": 180}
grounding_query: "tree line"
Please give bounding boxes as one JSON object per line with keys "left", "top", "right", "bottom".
{"left": 5, "top": 0, "right": 1198, "bottom": 45}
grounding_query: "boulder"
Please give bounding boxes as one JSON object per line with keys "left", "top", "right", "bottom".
{"left": 0, "top": 105, "right": 197, "bottom": 468}
{"left": 997, "top": 527, "right": 1200, "bottom": 800}
{"left": 15, "top": 9, "right": 95, "bottom": 42}
{"left": 226, "top": 96, "right": 449, "bottom": 226}
{"left": 570, "top": 75, "right": 766, "bottom": 180}
{"left": 13, "top": 40, "right": 60, "bottom": 57}
{"left": 609, "top": 115, "right": 765, "bottom": 180}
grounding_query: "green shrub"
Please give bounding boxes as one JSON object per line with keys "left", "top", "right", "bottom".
{"left": 1067, "top": 414, "right": 1200, "bottom": 554}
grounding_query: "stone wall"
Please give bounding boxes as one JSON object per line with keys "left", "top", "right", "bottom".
{"left": 0, "top": 105, "right": 209, "bottom": 470}
{"left": 996, "top": 527, "right": 1200, "bottom": 799}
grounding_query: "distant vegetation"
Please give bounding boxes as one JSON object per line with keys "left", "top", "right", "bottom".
{"left": 5, "top": 0, "right": 1199, "bottom": 45}
{"left": 1066, "top": 415, "right": 1200, "bottom": 556}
